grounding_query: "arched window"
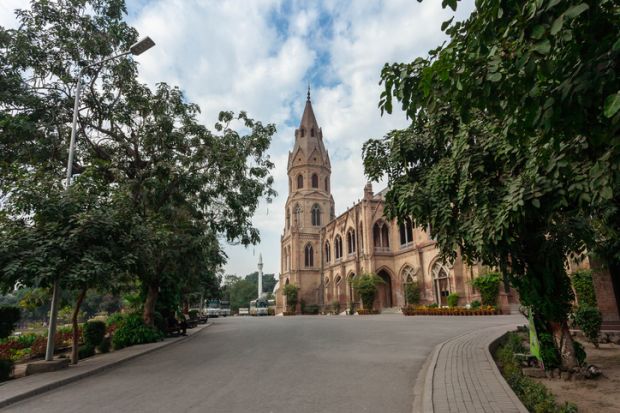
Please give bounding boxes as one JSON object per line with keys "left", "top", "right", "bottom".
{"left": 324, "top": 241, "right": 331, "bottom": 263}
{"left": 325, "top": 177, "right": 329, "bottom": 192}
{"left": 373, "top": 221, "right": 390, "bottom": 250}
{"left": 305, "top": 243, "right": 314, "bottom": 267}
{"left": 335, "top": 275, "right": 342, "bottom": 285}
{"left": 311, "top": 173, "right": 319, "bottom": 188}
{"left": 330, "top": 205, "right": 335, "bottom": 220}
{"left": 286, "top": 209, "right": 290, "bottom": 229}
{"left": 324, "top": 276, "right": 330, "bottom": 286}
{"left": 335, "top": 235, "right": 343, "bottom": 259}
{"left": 347, "top": 229, "right": 356, "bottom": 254}
{"left": 297, "top": 174, "right": 304, "bottom": 189}
{"left": 311, "top": 128, "right": 315, "bottom": 137}
{"left": 300, "top": 128, "right": 305, "bottom": 137}
{"left": 311, "top": 204, "right": 321, "bottom": 226}
{"left": 400, "top": 217, "right": 414, "bottom": 247}
{"left": 294, "top": 204, "right": 302, "bottom": 227}
{"left": 402, "top": 265, "right": 417, "bottom": 284}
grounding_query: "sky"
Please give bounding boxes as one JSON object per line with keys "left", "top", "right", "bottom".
{"left": 0, "top": 0, "right": 475, "bottom": 280}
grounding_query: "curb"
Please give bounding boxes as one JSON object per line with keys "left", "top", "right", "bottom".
{"left": 412, "top": 323, "right": 527, "bottom": 413}
{"left": 0, "top": 323, "right": 211, "bottom": 410}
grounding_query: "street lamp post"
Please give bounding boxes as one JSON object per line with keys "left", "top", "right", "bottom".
{"left": 45, "top": 37, "right": 155, "bottom": 362}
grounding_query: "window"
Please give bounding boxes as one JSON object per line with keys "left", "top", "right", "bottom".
{"left": 402, "top": 265, "right": 417, "bottom": 284}
{"left": 288, "top": 178, "right": 291, "bottom": 192}
{"left": 305, "top": 244, "right": 314, "bottom": 267}
{"left": 295, "top": 204, "right": 302, "bottom": 226}
{"left": 311, "top": 204, "right": 321, "bottom": 226}
{"left": 399, "top": 217, "right": 414, "bottom": 247}
{"left": 330, "top": 205, "right": 335, "bottom": 220}
{"left": 300, "top": 128, "right": 305, "bottom": 137}
{"left": 286, "top": 209, "right": 290, "bottom": 229}
{"left": 359, "top": 225, "right": 364, "bottom": 252}
{"left": 311, "top": 128, "right": 315, "bottom": 137}
{"left": 324, "top": 241, "right": 331, "bottom": 263}
{"left": 297, "top": 174, "right": 304, "bottom": 189}
{"left": 335, "top": 235, "right": 343, "bottom": 259}
{"left": 325, "top": 177, "right": 329, "bottom": 192}
{"left": 335, "top": 275, "right": 342, "bottom": 285}
{"left": 324, "top": 276, "right": 330, "bottom": 286}
{"left": 347, "top": 229, "right": 356, "bottom": 254}
{"left": 311, "top": 173, "right": 319, "bottom": 188}
{"left": 373, "top": 221, "right": 390, "bottom": 250}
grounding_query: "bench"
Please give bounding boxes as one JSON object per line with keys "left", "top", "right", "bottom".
{"left": 184, "top": 314, "right": 198, "bottom": 328}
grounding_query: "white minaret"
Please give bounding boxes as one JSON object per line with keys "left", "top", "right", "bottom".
{"left": 258, "top": 253, "right": 263, "bottom": 299}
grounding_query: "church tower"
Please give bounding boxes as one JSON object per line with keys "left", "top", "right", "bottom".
{"left": 279, "top": 89, "right": 334, "bottom": 312}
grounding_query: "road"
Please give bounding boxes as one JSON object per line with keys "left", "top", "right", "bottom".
{"left": 3, "top": 314, "right": 522, "bottom": 413}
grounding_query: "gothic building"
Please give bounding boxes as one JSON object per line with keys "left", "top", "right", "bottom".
{"left": 276, "top": 93, "right": 503, "bottom": 314}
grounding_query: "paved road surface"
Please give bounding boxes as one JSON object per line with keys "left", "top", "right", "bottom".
{"left": 2, "top": 315, "right": 522, "bottom": 413}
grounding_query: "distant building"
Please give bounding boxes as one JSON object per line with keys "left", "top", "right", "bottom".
{"left": 276, "top": 92, "right": 518, "bottom": 314}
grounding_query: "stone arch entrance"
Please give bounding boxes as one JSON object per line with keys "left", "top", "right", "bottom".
{"left": 376, "top": 269, "right": 393, "bottom": 309}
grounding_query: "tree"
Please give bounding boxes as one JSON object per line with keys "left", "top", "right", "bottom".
{"left": 363, "top": 0, "right": 618, "bottom": 369}
{"left": 282, "top": 284, "right": 299, "bottom": 313}
{"left": 222, "top": 275, "right": 257, "bottom": 313}
{"left": 351, "top": 273, "right": 384, "bottom": 310}
{"left": 1, "top": 0, "right": 276, "bottom": 329}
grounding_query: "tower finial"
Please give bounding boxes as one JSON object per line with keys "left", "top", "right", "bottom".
{"left": 307, "top": 84, "right": 311, "bottom": 101}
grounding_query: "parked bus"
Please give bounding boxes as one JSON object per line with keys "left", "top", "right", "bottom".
{"left": 219, "top": 300, "right": 231, "bottom": 317}
{"left": 250, "top": 298, "right": 269, "bottom": 316}
{"left": 207, "top": 299, "right": 220, "bottom": 318}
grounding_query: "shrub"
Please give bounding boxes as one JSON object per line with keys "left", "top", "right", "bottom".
{"left": 538, "top": 332, "right": 560, "bottom": 370}
{"left": 300, "top": 299, "right": 306, "bottom": 314}
{"left": 573, "top": 306, "right": 602, "bottom": 348}
{"left": 331, "top": 301, "right": 341, "bottom": 314}
{"left": 447, "top": 293, "right": 459, "bottom": 308}
{"left": 303, "top": 305, "right": 320, "bottom": 315}
{"left": 428, "top": 303, "right": 438, "bottom": 308}
{"left": 111, "top": 314, "right": 163, "bottom": 350}
{"left": 283, "top": 284, "right": 299, "bottom": 312}
{"left": 405, "top": 282, "right": 421, "bottom": 305}
{"left": 571, "top": 269, "right": 597, "bottom": 307}
{"left": 98, "top": 337, "right": 111, "bottom": 354}
{"left": 0, "top": 359, "right": 13, "bottom": 382}
{"left": 470, "top": 300, "right": 481, "bottom": 309}
{"left": 83, "top": 321, "right": 106, "bottom": 347}
{"left": 471, "top": 272, "right": 501, "bottom": 306}
{"left": 0, "top": 306, "right": 21, "bottom": 339}
{"left": 78, "top": 344, "right": 95, "bottom": 359}
{"left": 351, "top": 273, "right": 384, "bottom": 310}
{"left": 106, "top": 312, "right": 126, "bottom": 327}
{"left": 495, "top": 332, "right": 578, "bottom": 413}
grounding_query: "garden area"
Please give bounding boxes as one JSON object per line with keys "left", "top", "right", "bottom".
{"left": 492, "top": 270, "right": 619, "bottom": 413}
{"left": 402, "top": 272, "right": 503, "bottom": 316}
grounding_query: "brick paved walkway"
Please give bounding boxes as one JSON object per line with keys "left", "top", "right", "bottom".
{"left": 421, "top": 323, "right": 528, "bottom": 413}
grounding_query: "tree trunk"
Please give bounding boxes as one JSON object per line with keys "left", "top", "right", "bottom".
{"left": 71, "top": 287, "right": 88, "bottom": 365}
{"left": 143, "top": 283, "right": 159, "bottom": 326}
{"left": 549, "top": 320, "right": 578, "bottom": 370}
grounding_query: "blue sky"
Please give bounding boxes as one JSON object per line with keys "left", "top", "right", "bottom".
{"left": 0, "top": 0, "right": 475, "bottom": 281}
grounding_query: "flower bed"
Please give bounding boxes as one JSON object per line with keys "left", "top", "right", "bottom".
{"left": 283, "top": 311, "right": 296, "bottom": 316}
{"left": 357, "top": 309, "right": 380, "bottom": 315}
{"left": 0, "top": 328, "right": 77, "bottom": 363}
{"left": 402, "top": 305, "right": 501, "bottom": 316}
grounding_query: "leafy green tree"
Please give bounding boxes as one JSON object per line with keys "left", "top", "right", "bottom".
{"left": 351, "top": 273, "right": 384, "bottom": 310}
{"left": 1, "top": 0, "right": 276, "bottom": 329}
{"left": 222, "top": 275, "right": 257, "bottom": 313}
{"left": 282, "top": 284, "right": 300, "bottom": 313}
{"left": 363, "top": 0, "right": 618, "bottom": 369}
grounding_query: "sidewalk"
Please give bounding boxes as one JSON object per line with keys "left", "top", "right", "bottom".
{"left": 415, "top": 321, "right": 528, "bottom": 413}
{"left": 0, "top": 322, "right": 211, "bottom": 409}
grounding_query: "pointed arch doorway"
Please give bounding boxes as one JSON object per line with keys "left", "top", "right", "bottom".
{"left": 376, "top": 269, "right": 393, "bottom": 309}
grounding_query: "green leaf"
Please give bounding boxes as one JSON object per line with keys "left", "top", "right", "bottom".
{"left": 532, "top": 39, "right": 551, "bottom": 55}
{"left": 488, "top": 72, "right": 502, "bottom": 82}
{"left": 613, "top": 38, "right": 620, "bottom": 52}
{"left": 603, "top": 92, "right": 620, "bottom": 118}
{"left": 531, "top": 25, "right": 546, "bottom": 39}
{"left": 442, "top": 0, "right": 457, "bottom": 11}
{"left": 532, "top": 199, "right": 540, "bottom": 208}
{"left": 550, "top": 15, "right": 564, "bottom": 35}
{"left": 441, "top": 17, "right": 454, "bottom": 31}
{"left": 564, "top": 3, "right": 589, "bottom": 19}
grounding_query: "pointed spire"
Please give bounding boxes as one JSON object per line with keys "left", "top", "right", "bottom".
{"left": 300, "top": 86, "right": 319, "bottom": 130}
{"left": 307, "top": 84, "right": 311, "bottom": 101}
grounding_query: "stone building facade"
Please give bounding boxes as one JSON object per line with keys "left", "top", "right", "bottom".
{"left": 276, "top": 94, "right": 498, "bottom": 314}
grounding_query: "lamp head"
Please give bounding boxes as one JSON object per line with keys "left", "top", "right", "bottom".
{"left": 129, "top": 36, "right": 155, "bottom": 56}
